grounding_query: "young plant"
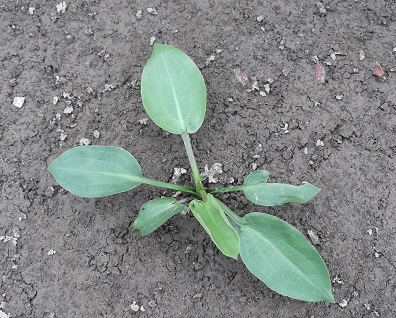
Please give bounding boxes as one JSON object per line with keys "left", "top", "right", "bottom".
{"left": 48, "top": 44, "right": 334, "bottom": 302}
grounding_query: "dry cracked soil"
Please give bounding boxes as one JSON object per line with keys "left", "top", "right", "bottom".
{"left": 1, "top": 1, "right": 396, "bottom": 317}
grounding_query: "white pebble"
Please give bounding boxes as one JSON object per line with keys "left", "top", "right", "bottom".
{"left": 56, "top": 2, "right": 67, "bottom": 13}
{"left": 136, "top": 10, "right": 143, "bottom": 20}
{"left": 47, "top": 249, "right": 57, "bottom": 256}
{"left": 13, "top": 97, "right": 25, "bottom": 108}
{"left": 79, "top": 138, "right": 91, "bottom": 146}
{"left": 63, "top": 105, "right": 73, "bottom": 114}
{"left": 93, "top": 130, "right": 100, "bottom": 139}
{"left": 335, "top": 94, "right": 344, "bottom": 100}
{"left": 149, "top": 36, "right": 156, "bottom": 46}
{"left": 338, "top": 299, "right": 348, "bottom": 307}
{"left": 29, "top": 7, "right": 35, "bottom": 14}
{"left": 359, "top": 50, "right": 365, "bottom": 61}
{"left": 316, "top": 140, "right": 324, "bottom": 147}
{"left": 53, "top": 96, "right": 59, "bottom": 105}
{"left": 130, "top": 301, "right": 139, "bottom": 311}
{"left": 147, "top": 7, "right": 158, "bottom": 15}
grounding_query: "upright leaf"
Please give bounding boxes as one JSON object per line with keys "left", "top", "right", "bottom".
{"left": 189, "top": 194, "right": 239, "bottom": 259}
{"left": 243, "top": 170, "right": 320, "bottom": 206}
{"left": 239, "top": 212, "right": 334, "bottom": 302}
{"left": 134, "top": 198, "right": 185, "bottom": 235}
{"left": 141, "top": 44, "right": 206, "bottom": 134}
{"left": 48, "top": 146, "right": 142, "bottom": 197}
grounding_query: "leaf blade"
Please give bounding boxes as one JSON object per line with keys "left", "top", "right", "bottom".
{"left": 141, "top": 44, "right": 206, "bottom": 134}
{"left": 239, "top": 212, "right": 334, "bottom": 302}
{"left": 48, "top": 146, "right": 142, "bottom": 197}
{"left": 243, "top": 170, "right": 320, "bottom": 206}
{"left": 133, "top": 198, "right": 185, "bottom": 235}
{"left": 189, "top": 194, "right": 239, "bottom": 259}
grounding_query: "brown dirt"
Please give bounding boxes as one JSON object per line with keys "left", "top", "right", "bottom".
{"left": 1, "top": 1, "right": 396, "bottom": 317}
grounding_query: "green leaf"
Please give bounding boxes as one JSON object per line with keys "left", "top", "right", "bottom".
{"left": 189, "top": 194, "right": 239, "bottom": 259}
{"left": 133, "top": 198, "right": 185, "bottom": 235}
{"left": 141, "top": 43, "right": 206, "bottom": 134}
{"left": 48, "top": 146, "right": 142, "bottom": 197}
{"left": 243, "top": 170, "right": 320, "bottom": 206}
{"left": 239, "top": 212, "right": 334, "bottom": 302}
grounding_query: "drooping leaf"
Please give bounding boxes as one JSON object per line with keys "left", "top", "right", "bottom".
{"left": 133, "top": 198, "right": 185, "bottom": 235}
{"left": 48, "top": 146, "right": 142, "bottom": 197}
{"left": 189, "top": 194, "right": 239, "bottom": 259}
{"left": 243, "top": 170, "right": 320, "bottom": 206}
{"left": 239, "top": 212, "right": 334, "bottom": 302}
{"left": 141, "top": 43, "right": 206, "bottom": 134}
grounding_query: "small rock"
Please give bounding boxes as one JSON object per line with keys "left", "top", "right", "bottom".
{"left": 338, "top": 299, "right": 348, "bottom": 308}
{"left": 171, "top": 167, "right": 187, "bottom": 183}
{"left": 130, "top": 301, "right": 139, "bottom": 312}
{"left": 316, "top": 140, "right": 324, "bottom": 147}
{"left": 79, "top": 138, "right": 91, "bottom": 146}
{"left": 149, "top": 36, "right": 156, "bottom": 46}
{"left": 0, "top": 310, "right": 10, "bottom": 318}
{"left": 315, "top": 61, "right": 326, "bottom": 83}
{"left": 335, "top": 94, "right": 344, "bottom": 100}
{"left": 56, "top": 2, "right": 67, "bottom": 13}
{"left": 140, "top": 306, "right": 145, "bottom": 312}
{"left": 93, "top": 130, "right": 100, "bottom": 139}
{"left": 259, "top": 91, "right": 266, "bottom": 96}
{"left": 359, "top": 50, "right": 365, "bottom": 61}
{"left": 138, "top": 118, "right": 149, "bottom": 125}
{"left": 193, "top": 293, "right": 202, "bottom": 299}
{"left": 47, "top": 249, "right": 56, "bottom": 256}
{"left": 147, "top": 7, "right": 158, "bottom": 15}
{"left": 256, "top": 15, "right": 264, "bottom": 22}
{"left": 45, "top": 186, "right": 55, "bottom": 197}
{"left": 206, "top": 54, "right": 216, "bottom": 65}
{"left": 13, "top": 97, "right": 25, "bottom": 108}
{"left": 263, "top": 83, "right": 270, "bottom": 94}
{"left": 29, "top": 7, "right": 35, "bottom": 15}
{"left": 373, "top": 64, "right": 385, "bottom": 77}
{"left": 53, "top": 96, "right": 59, "bottom": 105}
{"left": 136, "top": 10, "right": 143, "bottom": 20}
{"left": 63, "top": 105, "right": 73, "bottom": 114}
{"left": 307, "top": 229, "right": 320, "bottom": 245}
{"left": 59, "top": 132, "right": 67, "bottom": 141}
{"left": 330, "top": 52, "right": 336, "bottom": 60}
{"left": 234, "top": 68, "right": 249, "bottom": 86}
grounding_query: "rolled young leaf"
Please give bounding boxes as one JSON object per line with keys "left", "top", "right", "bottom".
{"left": 48, "top": 146, "right": 143, "bottom": 197}
{"left": 134, "top": 198, "right": 185, "bottom": 235}
{"left": 243, "top": 170, "right": 320, "bottom": 206}
{"left": 189, "top": 194, "right": 239, "bottom": 259}
{"left": 239, "top": 212, "right": 334, "bottom": 302}
{"left": 141, "top": 44, "right": 206, "bottom": 134}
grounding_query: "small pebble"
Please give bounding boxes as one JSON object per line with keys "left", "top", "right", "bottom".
{"left": 64, "top": 105, "right": 73, "bottom": 114}
{"left": 359, "top": 50, "right": 365, "bottom": 61}
{"left": 56, "top": 2, "right": 67, "bottom": 13}
{"left": 316, "top": 140, "right": 324, "bottom": 147}
{"left": 29, "top": 7, "right": 35, "bottom": 14}
{"left": 79, "top": 138, "right": 91, "bottom": 146}
{"left": 53, "top": 96, "right": 59, "bottom": 105}
{"left": 335, "top": 95, "right": 344, "bottom": 100}
{"left": 130, "top": 301, "right": 139, "bottom": 312}
{"left": 93, "top": 130, "right": 100, "bottom": 139}
{"left": 47, "top": 249, "right": 56, "bottom": 256}
{"left": 339, "top": 299, "right": 348, "bottom": 308}
{"left": 136, "top": 10, "right": 143, "bottom": 20}
{"left": 147, "top": 7, "right": 158, "bottom": 15}
{"left": 13, "top": 97, "right": 25, "bottom": 108}
{"left": 149, "top": 36, "right": 156, "bottom": 46}
{"left": 256, "top": 15, "right": 264, "bottom": 22}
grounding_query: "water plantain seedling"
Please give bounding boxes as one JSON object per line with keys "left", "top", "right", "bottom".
{"left": 48, "top": 44, "right": 334, "bottom": 303}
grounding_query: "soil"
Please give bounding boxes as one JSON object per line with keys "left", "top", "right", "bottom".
{"left": 1, "top": 1, "right": 396, "bottom": 317}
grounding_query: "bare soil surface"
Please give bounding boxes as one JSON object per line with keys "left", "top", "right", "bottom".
{"left": 1, "top": 1, "right": 396, "bottom": 317}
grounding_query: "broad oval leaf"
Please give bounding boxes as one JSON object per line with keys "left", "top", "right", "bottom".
{"left": 141, "top": 43, "right": 206, "bottom": 134}
{"left": 243, "top": 170, "right": 320, "bottom": 206}
{"left": 189, "top": 194, "right": 239, "bottom": 259}
{"left": 239, "top": 212, "right": 334, "bottom": 302}
{"left": 48, "top": 146, "right": 142, "bottom": 197}
{"left": 133, "top": 198, "right": 185, "bottom": 235}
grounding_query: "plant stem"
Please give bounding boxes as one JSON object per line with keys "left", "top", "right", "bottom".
{"left": 139, "top": 176, "right": 197, "bottom": 196}
{"left": 181, "top": 132, "right": 206, "bottom": 199}
{"left": 207, "top": 184, "right": 247, "bottom": 194}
